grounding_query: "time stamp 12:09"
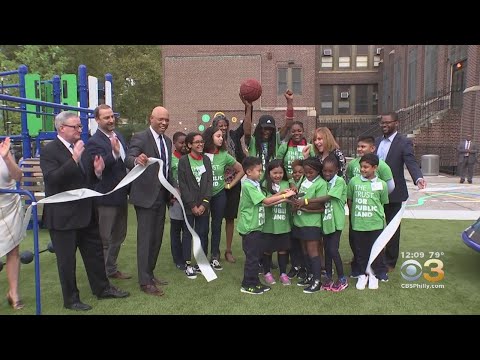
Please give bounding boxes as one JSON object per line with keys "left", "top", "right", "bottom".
{"left": 400, "top": 252, "right": 445, "bottom": 282}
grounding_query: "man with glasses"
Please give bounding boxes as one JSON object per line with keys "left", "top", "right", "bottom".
{"left": 375, "top": 112, "right": 426, "bottom": 275}
{"left": 40, "top": 111, "right": 130, "bottom": 311}
{"left": 125, "top": 106, "right": 172, "bottom": 296}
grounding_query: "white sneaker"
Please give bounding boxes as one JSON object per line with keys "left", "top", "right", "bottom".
{"left": 356, "top": 275, "right": 368, "bottom": 290}
{"left": 368, "top": 274, "right": 379, "bottom": 289}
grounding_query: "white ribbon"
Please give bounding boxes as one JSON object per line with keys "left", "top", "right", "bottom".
{"left": 23, "top": 157, "right": 217, "bottom": 282}
{"left": 366, "top": 201, "right": 407, "bottom": 276}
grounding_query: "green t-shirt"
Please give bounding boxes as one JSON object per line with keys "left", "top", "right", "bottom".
{"left": 322, "top": 175, "right": 347, "bottom": 235}
{"left": 347, "top": 176, "right": 389, "bottom": 231}
{"left": 187, "top": 156, "right": 207, "bottom": 186}
{"left": 293, "top": 175, "right": 328, "bottom": 229}
{"left": 171, "top": 153, "right": 181, "bottom": 186}
{"left": 262, "top": 180, "right": 291, "bottom": 234}
{"left": 276, "top": 141, "right": 315, "bottom": 176}
{"left": 248, "top": 132, "right": 281, "bottom": 171}
{"left": 237, "top": 179, "right": 266, "bottom": 235}
{"left": 205, "top": 150, "right": 236, "bottom": 196}
{"left": 346, "top": 158, "right": 393, "bottom": 183}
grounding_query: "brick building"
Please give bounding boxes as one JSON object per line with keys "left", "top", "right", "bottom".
{"left": 162, "top": 45, "right": 316, "bottom": 138}
{"left": 162, "top": 45, "right": 480, "bottom": 173}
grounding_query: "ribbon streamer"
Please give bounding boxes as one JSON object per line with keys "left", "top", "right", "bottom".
{"left": 366, "top": 201, "right": 407, "bottom": 276}
{"left": 23, "top": 157, "right": 217, "bottom": 282}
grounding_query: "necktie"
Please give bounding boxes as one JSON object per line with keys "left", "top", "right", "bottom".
{"left": 159, "top": 134, "right": 167, "bottom": 178}
{"left": 71, "top": 144, "right": 85, "bottom": 173}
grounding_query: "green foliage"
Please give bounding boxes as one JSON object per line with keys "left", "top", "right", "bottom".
{"left": 0, "top": 45, "right": 163, "bottom": 130}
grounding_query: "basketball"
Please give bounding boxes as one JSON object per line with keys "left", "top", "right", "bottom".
{"left": 240, "top": 79, "right": 262, "bottom": 102}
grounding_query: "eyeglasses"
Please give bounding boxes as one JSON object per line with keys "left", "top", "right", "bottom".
{"left": 63, "top": 124, "right": 83, "bottom": 131}
{"left": 192, "top": 140, "right": 205, "bottom": 144}
{"left": 379, "top": 121, "right": 396, "bottom": 126}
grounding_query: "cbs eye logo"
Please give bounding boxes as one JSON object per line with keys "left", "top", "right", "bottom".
{"left": 400, "top": 259, "right": 445, "bottom": 282}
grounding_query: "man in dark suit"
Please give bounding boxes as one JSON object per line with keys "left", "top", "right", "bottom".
{"left": 457, "top": 134, "right": 478, "bottom": 184}
{"left": 375, "top": 112, "right": 426, "bottom": 273}
{"left": 85, "top": 104, "right": 130, "bottom": 280}
{"left": 40, "top": 111, "right": 129, "bottom": 311}
{"left": 125, "top": 106, "right": 172, "bottom": 296}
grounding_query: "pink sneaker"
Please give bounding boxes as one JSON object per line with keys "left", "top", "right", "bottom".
{"left": 279, "top": 273, "right": 291, "bottom": 286}
{"left": 264, "top": 272, "right": 276, "bottom": 285}
{"left": 321, "top": 279, "right": 334, "bottom": 291}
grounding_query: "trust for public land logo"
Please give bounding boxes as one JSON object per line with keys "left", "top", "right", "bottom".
{"left": 400, "top": 252, "right": 445, "bottom": 282}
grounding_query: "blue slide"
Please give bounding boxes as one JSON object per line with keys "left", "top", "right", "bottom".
{"left": 462, "top": 217, "right": 480, "bottom": 252}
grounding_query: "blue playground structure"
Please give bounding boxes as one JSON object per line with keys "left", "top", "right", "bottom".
{"left": 0, "top": 64, "right": 113, "bottom": 159}
{"left": 462, "top": 218, "right": 480, "bottom": 253}
{"left": 0, "top": 64, "right": 115, "bottom": 314}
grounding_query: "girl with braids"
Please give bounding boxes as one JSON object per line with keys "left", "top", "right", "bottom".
{"left": 211, "top": 93, "right": 252, "bottom": 264}
{"left": 260, "top": 159, "right": 292, "bottom": 286}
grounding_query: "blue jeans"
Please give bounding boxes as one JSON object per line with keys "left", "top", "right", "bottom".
{"left": 170, "top": 219, "right": 188, "bottom": 265}
{"left": 185, "top": 214, "right": 210, "bottom": 261}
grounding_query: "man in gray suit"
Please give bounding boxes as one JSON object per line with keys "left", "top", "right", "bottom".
{"left": 125, "top": 106, "right": 173, "bottom": 296}
{"left": 457, "top": 134, "right": 477, "bottom": 184}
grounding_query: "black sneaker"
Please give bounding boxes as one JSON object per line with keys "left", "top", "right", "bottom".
{"left": 303, "top": 279, "right": 322, "bottom": 293}
{"left": 256, "top": 283, "right": 271, "bottom": 293}
{"left": 240, "top": 286, "right": 264, "bottom": 295}
{"left": 210, "top": 259, "right": 223, "bottom": 271}
{"left": 297, "top": 273, "right": 313, "bottom": 287}
{"left": 297, "top": 267, "right": 307, "bottom": 281}
{"left": 287, "top": 266, "right": 300, "bottom": 279}
{"left": 193, "top": 264, "right": 202, "bottom": 274}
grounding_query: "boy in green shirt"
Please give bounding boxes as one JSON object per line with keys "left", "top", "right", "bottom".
{"left": 346, "top": 135, "right": 393, "bottom": 279}
{"left": 347, "top": 153, "right": 389, "bottom": 290}
{"left": 237, "top": 156, "right": 295, "bottom": 295}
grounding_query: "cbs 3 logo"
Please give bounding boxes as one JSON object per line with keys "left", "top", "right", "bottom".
{"left": 400, "top": 259, "right": 444, "bottom": 282}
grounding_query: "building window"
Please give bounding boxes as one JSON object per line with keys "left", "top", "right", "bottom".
{"left": 321, "top": 56, "right": 333, "bottom": 68}
{"left": 292, "top": 68, "right": 302, "bottom": 95}
{"left": 356, "top": 45, "right": 369, "bottom": 68}
{"left": 356, "top": 85, "right": 368, "bottom": 114}
{"left": 320, "top": 85, "right": 333, "bottom": 115}
{"left": 407, "top": 47, "right": 417, "bottom": 105}
{"left": 278, "top": 68, "right": 287, "bottom": 95}
{"left": 393, "top": 58, "right": 402, "bottom": 109}
{"left": 356, "top": 56, "right": 368, "bottom": 68}
{"left": 277, "top": 67, "right": 302, "bottom": 95}
{"left": 372, "top": 84, "right": 378, "bottom": 115}
{"left": 338, "top": 85, "right": 350, "bottom": 115}
{"left": 424, "top": 45, "right": 438, "bottom": 98}
{"left": 338, "top": 45, "right": 351, "bottom": 69}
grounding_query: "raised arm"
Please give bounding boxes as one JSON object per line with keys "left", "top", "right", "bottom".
{"left": 0, "top": 137, "right": 22, "bottom": 182}
{"left": 240, "top": 93, "right": 253, "bottom": 146}
{"left": 279, "top": 89, "right": 294, "bottom": 141}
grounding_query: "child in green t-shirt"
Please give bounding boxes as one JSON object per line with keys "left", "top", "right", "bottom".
{"left": 286, "top": 159, "right": 308, "bottom": 280}
{"left": 346, "top": 135, "right": 393, "bottom": 279}
{"left": 237, "top": 157, "right": 296, "bottom": 295}
{"left": 260, "top": 159, "right": 293, "bottom": 286}
{"left": 169, "top": 131, "right": 188, "bottom": 269}
{"left": 291, "top": 157, "right": 328, "bottom": 294}
{"left": 347, "top": 153, "right": 389, "bottom": 290}
{"left": 303, "top": 155, "right": 348, "bottom": 292}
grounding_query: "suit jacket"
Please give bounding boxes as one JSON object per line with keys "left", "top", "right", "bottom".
{"left": 40, "top": 138, "right": 97, "bottom": 230}
{"left": 85, "top": 129, "right": 129, "bottom": 206}
{"left": 457, "top": 140, "right": 478, "bottom": 164}
{"left": 125, "top": 128, "right": 173, "bottom": 208}
{"left": 375, "top": 133, "right": 423, "bottom": 203}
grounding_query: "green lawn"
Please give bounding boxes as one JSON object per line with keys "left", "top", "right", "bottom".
{"left": 1, "top": 205, "right": 479, "bottom": 315}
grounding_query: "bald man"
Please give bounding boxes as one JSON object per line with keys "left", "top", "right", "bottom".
{"left": 126, "top": 106, "right": 173, "bottom": 296}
